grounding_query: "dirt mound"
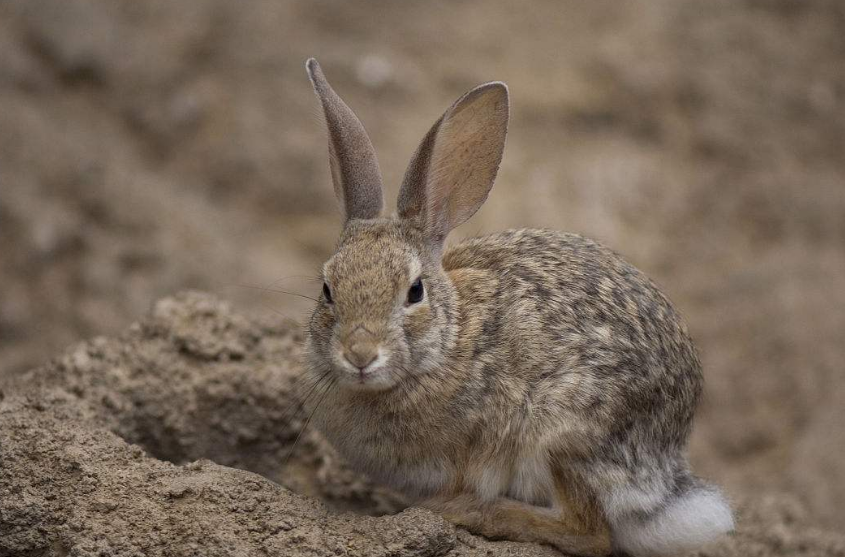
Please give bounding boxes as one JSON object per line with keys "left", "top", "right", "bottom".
{"left": 2, "top": 292, "right": 844, "bottom": 556}
{"left": 0, "top": 395, "right": 457, "bottom": 557}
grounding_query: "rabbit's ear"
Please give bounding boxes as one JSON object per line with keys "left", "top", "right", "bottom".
{"left": 306, "top": 58, "right": 384, "bottom": 221}
{"left": 398, "top": 82, "right": 509, "bottom": 246}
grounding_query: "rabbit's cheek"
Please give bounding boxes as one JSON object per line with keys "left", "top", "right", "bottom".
{"left": 403, "top": 301, "right": 434, "bottom": 341}
{"left": 403, "top": 302, "right": 446, "bottom": 370}
{"left": 308, "top": 305, "right": 337, "bottom": 342}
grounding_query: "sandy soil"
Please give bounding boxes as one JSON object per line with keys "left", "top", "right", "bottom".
{"left": 1, "top": 0, "right": 844, "bottom": 553}
{"left": 2, "top": 292, "right": 844, "bottom": 556}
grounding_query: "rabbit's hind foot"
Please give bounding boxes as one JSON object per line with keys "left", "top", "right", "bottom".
{"left": 422, "top": 493, "right": 612, "bottom": 557}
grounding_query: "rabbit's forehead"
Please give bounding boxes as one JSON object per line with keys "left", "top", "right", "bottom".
{"left": 324, "top": 231, "right": 421, "bottom": 293}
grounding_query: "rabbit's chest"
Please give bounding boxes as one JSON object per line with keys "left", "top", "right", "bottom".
{"left": 323, "top": 421, "right": 452, "bottom": 497}
{"left": 315, "top": 404, "right": 451, "bottom": 495}
{"left": 319, "top": 403, "right": 556, "bottom": 504}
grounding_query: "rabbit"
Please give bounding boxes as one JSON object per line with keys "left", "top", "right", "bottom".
{"left": 301, "top": 58, "right": 734, "bottom": 557}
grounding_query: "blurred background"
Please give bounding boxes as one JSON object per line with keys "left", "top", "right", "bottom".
{"left": 1, "top": 0, "right": 843, "bottom": 532}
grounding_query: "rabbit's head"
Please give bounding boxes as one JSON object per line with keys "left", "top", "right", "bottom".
{"left": 304, "top": 59, "right": 508, "bottom": 391}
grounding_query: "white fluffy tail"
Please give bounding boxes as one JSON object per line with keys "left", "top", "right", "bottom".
{"left": 611, "top": 483, "right": 734, "bottom": 556}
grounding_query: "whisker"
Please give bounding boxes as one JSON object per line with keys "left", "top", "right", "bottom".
{"left": 387, "top": 367, "right": 426, "bottom": 402}
{"left": 387, "top": 366, "right": 413, "bottom": 390}
{"left": 281, "top": 370, "right": 333, "bottom": 425}
{"left": 284, "top": 376, "right": 337, "bottom": 466}
{"left": 263, "top": 274, "right": 323, "bottom": 290}
{"left": 260, "top": 305, "right": 297, "bottom": 320}
{"left": 393, "top": 363, "right": 437, "bottom": 400}
{"left": 209, "top": 278, "right": 320, "bottom": 303}
{"left": 234, "top": 283, "right": 319, "bottom": 303}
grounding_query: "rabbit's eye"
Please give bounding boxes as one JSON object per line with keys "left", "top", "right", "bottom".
{"left": 322, "top": 282, "right": 333, "bottom": 304}
{"left": 407, "top": 278, "right": 424, "bottom": 304}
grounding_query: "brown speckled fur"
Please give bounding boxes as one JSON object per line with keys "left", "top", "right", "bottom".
{"left": 302, "top": 60, "right": 731, "bottom": 557}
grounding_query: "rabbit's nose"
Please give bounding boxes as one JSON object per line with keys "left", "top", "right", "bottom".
{"left": 343, "top": 342, "right": 378, "bottom": 370}
{"left": 342, "top": 326, "right": 381, "bottom": 370}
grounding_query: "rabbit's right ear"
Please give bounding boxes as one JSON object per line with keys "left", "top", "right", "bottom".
{"left": 398, "top": 82, "right": 509, "bottom": 249}
{"left": 306, "top": 59, "right": 384, "bottom": 222}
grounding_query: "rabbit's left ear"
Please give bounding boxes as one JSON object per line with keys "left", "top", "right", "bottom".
{"left": 398, "top": 82, "right": 509, "bottom": 247}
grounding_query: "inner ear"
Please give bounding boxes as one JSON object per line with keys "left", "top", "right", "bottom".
{"left": 397, "top": 82, "right": 509, "bottom": 245}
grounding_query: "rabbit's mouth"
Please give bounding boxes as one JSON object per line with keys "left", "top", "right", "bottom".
{"left": 331, "top": 347, "right": 398, "bottom": 391}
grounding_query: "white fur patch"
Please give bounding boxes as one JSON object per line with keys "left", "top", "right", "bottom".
{"left": 407, "top": 257, "right": 422, "bottom": 283}
{"left": 601, "top": 483, "right": 667, "bottom": 521}
{"left": 592, "top": 324, "right": 613, "bottom": 342}
{"left": 509, "top": 452, "right": 554, "bottom": 506}
{"left": 468, "top": 452, "right": 556, "bottom": 506}
{"left": 472, "top": 465, "right": 508, "bottom": 501}
{"left": 612, "top": 488, "right": 734, "bottom": 556}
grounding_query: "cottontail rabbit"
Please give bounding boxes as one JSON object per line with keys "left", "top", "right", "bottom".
{"left": 302, "top": 59, "right": 733, "bottom": 557}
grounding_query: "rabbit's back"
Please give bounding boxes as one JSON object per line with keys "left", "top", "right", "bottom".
{"left": 442, "top": 228, "right": 702, "bottom": 456}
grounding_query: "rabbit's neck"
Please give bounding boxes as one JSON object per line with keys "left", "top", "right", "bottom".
{"left": 315, "top": 362, "right": 479, "bottom": 496}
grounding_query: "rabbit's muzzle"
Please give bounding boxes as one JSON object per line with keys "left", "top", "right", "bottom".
{"left": 332, "top": 325, "right": 395, "bottom": 389}
{"left": 342, "top": 326, "right": 380, "bottom": 371}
